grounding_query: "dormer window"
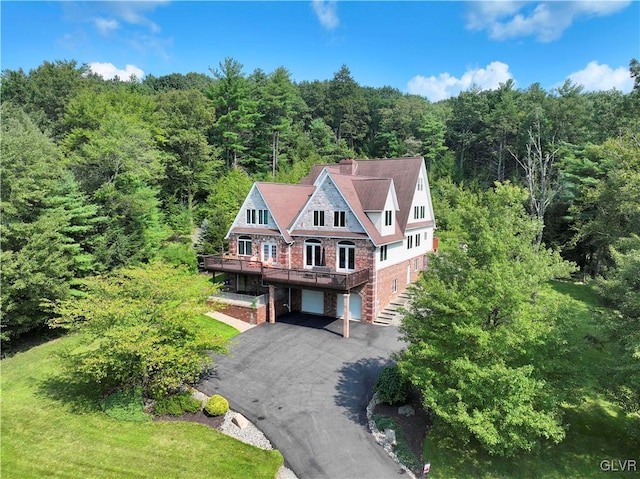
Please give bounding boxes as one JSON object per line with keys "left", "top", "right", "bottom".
{"left": 384, "top": 210, "right": 393, "bottom": 227}
{"left": 334, "top": 211, "right": 346, "bottom": 227}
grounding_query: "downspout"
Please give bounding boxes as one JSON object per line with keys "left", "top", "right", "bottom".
{"left": 288, "top": 241, "right": 293, "bottom": 313}
{"left": 374, "top": 246, "right": 379, "bottom": 322}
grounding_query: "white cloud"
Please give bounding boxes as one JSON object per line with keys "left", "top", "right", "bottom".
{"left": 567, "top": 61, "right": 633, "bottom": 92}
{"left": 407, "top": 61, "right": 514, "bottom": 102}
{"left": 467, "top": 1, "right": 631, "bottom": 42}
{"left": 312, "top": 0, "right": 339, "bottom": 30}
{"left": 94, "top": 17, "right": 119, "bottom": 35}
{"left": 89, "top": 62, "right": 144, "bottom": 81}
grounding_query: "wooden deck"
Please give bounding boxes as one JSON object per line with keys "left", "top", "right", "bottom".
{"left": 202, "top": 255, "right": 369, "bottom": 291}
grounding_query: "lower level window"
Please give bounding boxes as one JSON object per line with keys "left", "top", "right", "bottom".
{"left": 392, "top": 279, "right": 398, "bottom": 293}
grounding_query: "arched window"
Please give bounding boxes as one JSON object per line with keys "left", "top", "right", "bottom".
{"left": 304, "top": 239, "right": 325, "bottom": 268}
{"left": 238, "top": 236, "right": 252, "bottom": 256}
{"left": 337, "top": 241, "right": 355, "bottom": 271}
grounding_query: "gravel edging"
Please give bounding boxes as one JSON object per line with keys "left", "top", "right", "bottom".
{"left": 191, "top": 388, "right": 298, "bottom": 479}
{"left": 366, "top": 392, "right": 418, "bottom": 479}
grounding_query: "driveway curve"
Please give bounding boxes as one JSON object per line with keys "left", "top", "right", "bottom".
{"left": 199, "top": 314, "right": 408, "bottom": 479}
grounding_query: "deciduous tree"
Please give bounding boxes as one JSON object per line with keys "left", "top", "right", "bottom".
{"left": 398, "top": 183, "right": 575, "bottom": 456}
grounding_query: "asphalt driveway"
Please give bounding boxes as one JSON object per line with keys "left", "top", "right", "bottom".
{"left": 199, "top": 313, "right": 408, "bottom": 479}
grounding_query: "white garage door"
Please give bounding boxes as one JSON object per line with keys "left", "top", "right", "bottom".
{"left": 337, "top": 293, "right": 362, "bottom": 321}
{"left": 301, "top": 290, "right": 324, "bottom": 315}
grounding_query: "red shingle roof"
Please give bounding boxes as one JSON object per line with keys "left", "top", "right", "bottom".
{"left": 256, "top": 183, "right": 315, "bottom": 242}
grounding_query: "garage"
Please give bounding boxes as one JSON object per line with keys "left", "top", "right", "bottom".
{"left": 301, "top": 290, "right": 324, "bottom": 315}
{"left": 337, "top": 293, "right": 362, "bottom": 321}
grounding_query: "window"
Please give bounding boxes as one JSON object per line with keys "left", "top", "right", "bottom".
{"left": 384, "top": 210, "right": 393, "bottom": 226}
{"left": 420, "top": 206, "right": 425, "bottom": 219}
{"left": 415, "top": 234, "right": 421, "bottom": 247}
{"left": 407, "top": 235, "right": 413, "bottom": 249}
{"left": 247, "top": 209, "right": 268, "bottom": 225}
{"left": 305, "top": 239, "right": 324, "bottom": 268}
{"left": 414, "top": 206, "right": 419, "bottom": 219}
{"left": 262, "top": 243, "right": 277, "bottom": 264}
{"left": 337, "top": 241, "right": 355, "bottom": 271}
{"left": 417, "top": 177, "right": 424, "bottom": 191}
{"left": 313, "top": 210, "right": 325, "bottom": 226}
{"left": 379, "top": 245, "right": 388, "bottom": 261}
{"left": 238, "top": 236, "right": 252, "bottom": 256}
{"left": 334, "top": 211, "right": 346, "bottom": 227}
{"left": 392, "top": 279, "right": 398, "bottom": 293}
{"left": 258, "top": 209, "right": 269, "bottom": 225}
{"left": 414, "top": 258, "right": 419, "bottom": 271}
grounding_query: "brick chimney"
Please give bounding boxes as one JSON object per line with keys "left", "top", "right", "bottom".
{"left": 339, "top": 158, "right": 357, "bottom": 175}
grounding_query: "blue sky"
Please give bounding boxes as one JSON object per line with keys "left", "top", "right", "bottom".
{"left": 2, "top": 1, "right": 638, "bottom": 101}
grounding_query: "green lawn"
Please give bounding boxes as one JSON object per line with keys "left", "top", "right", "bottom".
{"left": 194, "top": 313, "right": 240, "bottom": 341}
{"left": 422, "top": 282, "right": 639, "bottom": 478}
{"left": 1, "top": 327, "right": 281, "bottom": 479}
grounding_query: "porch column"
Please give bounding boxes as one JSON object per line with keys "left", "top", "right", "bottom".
{"left": 342, "top": 292, "right": 350, "bottom": 339}
{"left": 268, "top": 285, "right": 276, "bottom": 324}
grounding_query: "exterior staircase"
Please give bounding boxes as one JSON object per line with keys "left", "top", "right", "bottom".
{"left": 374, "top": 289, "right": 413, "bottom": 326}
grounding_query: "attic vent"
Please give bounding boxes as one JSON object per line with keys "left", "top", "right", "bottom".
{"left": 339, "top": 158, "right": 357, "bottom": 175}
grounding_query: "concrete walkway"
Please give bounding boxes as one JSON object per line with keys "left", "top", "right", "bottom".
{"left": 199, "top": 314, "right": 407, "bottom": 479}
{"left": 205, "top": 311, "right": 255, "bottom": 333}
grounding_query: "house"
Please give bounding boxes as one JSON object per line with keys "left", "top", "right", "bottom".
{"left": 202, "top": 157, "right": 436, "bottom": 337}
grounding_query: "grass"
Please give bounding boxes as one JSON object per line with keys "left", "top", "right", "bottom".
{"left": 194, "top": 313, "right": 240, "bottom": 341}
{"left": 421, "top": 282, "right": 639, "bottom": 478}
{"left": 1, "top": 329, "right": 281, "bottom": 479}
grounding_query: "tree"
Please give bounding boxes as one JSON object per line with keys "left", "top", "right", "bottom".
{"left": 397, "top": 183, "right": 575, "bottom": 456}
{"left": 573, "top": 132, "right": 640, "bottom": 276}
{"left": 327, "top": 65, "right": 370, "bottom": 152}
{"left": 52, "top": 263, "right": 226, "bottom": 398}
{"left": 1, "top": 60, "right": 90, "bottom": 137}
{"left": 1, "top": 105, "right": 101, "bottom": 343}
{"left": 199, "top": 169, "right": 254, "bottom": 254}
{"left": 155, "top": 89, "right": 221, "bottom": 228}
{"left": 598, "top": 235, "right": 640, "bottom": 433}
{"left": 208, "top": 58, "right": 261, "bottom": 169}
{"left": 510, "top": 114, "right": 561, "bottom": 246}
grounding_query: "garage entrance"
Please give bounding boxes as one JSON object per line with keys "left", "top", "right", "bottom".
{"left": 337, "top": 293, "right": 362, "bottom": 321}
{"left": 301, "top": 290, "right": 324, "bottom": 315}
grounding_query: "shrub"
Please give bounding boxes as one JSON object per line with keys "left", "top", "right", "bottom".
{"left": 154, "top": 391, "right": 202, "bottom": 416}
{"left": 157, "top": 242, "right": 197, "bottom": 272}
{"left": 100, "top": 387, "right": 151, "bottom": 422}
{"left": 204, "top": 394, "right": 229, "bottom": 416}
{"left": 373, "top": 414, "right": 421, "bottom": 472}
{"left": 374, "top": 364, "right": 411, "bottom": 405}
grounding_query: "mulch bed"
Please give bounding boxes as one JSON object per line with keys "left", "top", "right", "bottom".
{"left": 373, "top": 392, "right": 432, "bottom": 469}
{"left": 152, "top": 410, "right": 225, "bottom": 430}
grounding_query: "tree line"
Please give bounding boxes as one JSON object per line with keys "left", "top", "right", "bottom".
{"left": 2, "top": 57, "right": 638, "bottom": 455}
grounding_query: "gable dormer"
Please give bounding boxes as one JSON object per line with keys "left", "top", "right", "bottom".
{"left": 354, "top": 178, "right": 399, "bottom": 237}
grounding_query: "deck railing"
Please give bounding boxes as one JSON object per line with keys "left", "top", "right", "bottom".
{"left": 202, "top": 254, "right": 369, "bottom": 291}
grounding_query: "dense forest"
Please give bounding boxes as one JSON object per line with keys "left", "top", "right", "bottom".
{"left": 1, "top": 57, "right": 638, "bottom": 347}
